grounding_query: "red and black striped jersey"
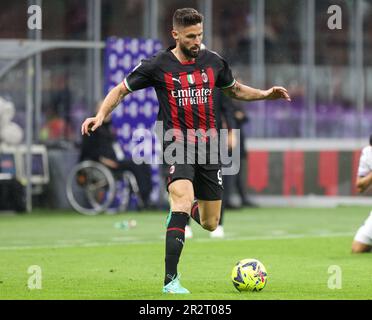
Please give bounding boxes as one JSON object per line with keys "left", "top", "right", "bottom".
{"left": 123, "top": 46, "right": 236, "bottom": 144}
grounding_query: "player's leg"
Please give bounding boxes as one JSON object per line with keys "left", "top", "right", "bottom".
{"left": 163, "top": 163, "right": 195, "bottom": 293}
{"left": 208, "top": 166, "right": 229, "bottom": 238}
{"left": 197, "top": 199, "right": 222, "bottom": 231}
{"left": 352, "top": 211, "right": 372, "bottom": 253}
{"left": 185, "top": 216, "right": 193, "bottom": 239}
{"left": 183, "top": 199, "right": 204, "bottom": 239}
{"left": 186, "top": 201, "right": 221, "bottom": 233}
{"left": 163, "top": 179, "right": 193, "bottom": 293}
{"left": 210, "top": 197, "right": 225, "bottom": 238}
{"left": 191, "top": 165, "right": 224, "bottom": 232}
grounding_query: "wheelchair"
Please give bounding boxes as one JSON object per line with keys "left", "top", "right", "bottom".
{"left": 66, "top": 160, "right": 144, "bottom": 215}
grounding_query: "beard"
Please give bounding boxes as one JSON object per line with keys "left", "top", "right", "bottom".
{"left": 180, "top": 43, "right": 200, "bottom": 59}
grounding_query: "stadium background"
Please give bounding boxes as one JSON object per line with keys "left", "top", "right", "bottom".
{"left": 0, "top": 0, "right": 372, "bottom": 210}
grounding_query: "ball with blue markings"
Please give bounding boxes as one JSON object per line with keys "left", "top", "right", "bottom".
{"left": 231, "top": 258, "right": 268, "bottom": 292}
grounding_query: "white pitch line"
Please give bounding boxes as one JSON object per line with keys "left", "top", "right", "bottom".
{"left": 0, "top": 232, "right": 355, "bottom": 251}
{"left": 194, "top": 232, "right": 354, "bottom": 242}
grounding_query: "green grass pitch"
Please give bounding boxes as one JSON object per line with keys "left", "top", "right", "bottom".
{"left": 0, "top": 206, "right": 371, "bottom": 300}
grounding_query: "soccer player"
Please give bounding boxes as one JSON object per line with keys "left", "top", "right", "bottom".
{"left": 81, "top": 8, "right": 291, "bottom": 293}
{"left": 352, "top": 136, "right": 372, "bottom": 253}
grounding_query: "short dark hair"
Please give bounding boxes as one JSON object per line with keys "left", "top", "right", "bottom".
{"left": 173, "top": 8, "right": 203, "bottom": 28}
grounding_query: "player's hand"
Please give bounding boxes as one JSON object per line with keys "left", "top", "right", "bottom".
{"left": 81, "top": 115, "right": 104, "bottom": 136}
{"left": 264, "top": 86, "right": 291, "bottom": 101}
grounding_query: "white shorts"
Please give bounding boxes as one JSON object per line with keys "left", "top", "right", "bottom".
{"left": 354, "top": 211, "right": 372, "bottom": 246}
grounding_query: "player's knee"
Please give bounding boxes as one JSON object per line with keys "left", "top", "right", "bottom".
{"left": 201, "top": 218, "right": 219, "bottom": 232}
{"left": 171, "top": 197, "right": 193, "bottom": 213}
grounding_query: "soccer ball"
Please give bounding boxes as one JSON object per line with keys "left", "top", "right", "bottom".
{"left": 231, "top": 258, "right": 268, "bottom": 292}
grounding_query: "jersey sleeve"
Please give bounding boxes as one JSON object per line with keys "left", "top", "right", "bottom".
{"left": 358, "top": 147, "right": 372, "bottom": 177}
{"left": 215, "top": 57, "right": 236, "bottom": 89}
{"left": 123, "top": 58, "right": 155, "bottom": 92}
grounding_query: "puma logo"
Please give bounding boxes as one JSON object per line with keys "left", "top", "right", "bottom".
{"left": 176, "top": 237, "right": 184, "bottom": 246}
{"left": 172, "top": 77, "right": 181, "bottom": 84}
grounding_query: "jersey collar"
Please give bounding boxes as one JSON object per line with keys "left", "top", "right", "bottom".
{"left": 167, "top": 45, "right": 199, "bottom": 66}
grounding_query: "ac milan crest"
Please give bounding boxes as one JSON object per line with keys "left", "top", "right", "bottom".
{"left": 201, "top": 71, "right": 208, "bottom": 83}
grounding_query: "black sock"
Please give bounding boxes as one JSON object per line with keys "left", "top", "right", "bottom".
{"left": 190, "top": 201, "right": 201, "bottom": 225}
{"left": 165, "top": 212, "right": 188, "bottom": 285}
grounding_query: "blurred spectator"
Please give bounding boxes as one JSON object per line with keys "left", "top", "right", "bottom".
{"left": 235, "top": 16, "right": 279, "bottom": 64}
{"left": 232, "top": 102, "right": 256, "bottom": 207}
{"left": 40, "top": 106, "right": 74, "bottom": 143}
{"left": 52, "top": 74, "right": 72, "bottom": 136}
{"left": 79, "top": 103, "right": 153, "bottom": 208}
{"left": 64, "top": 1, "right": 87, "bottom": 39}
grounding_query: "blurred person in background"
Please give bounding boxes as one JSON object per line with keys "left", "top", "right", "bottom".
{"left": 40, "top": 105, "right": 74, "bottom": 144}
{"left": 52, "top": 74, "right": 72, "bottom": 140}
{"left": 225, "top": 101, "right": 257, "bottom": 209}
{"left": 79, "top": 102, "right": 153, "bottom": 208}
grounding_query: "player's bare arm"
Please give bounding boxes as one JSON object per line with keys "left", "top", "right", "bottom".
{"left": 356, "top": 172, "right": 372, "bottom": 193}
{"left": 223, "top": 81, "right": 291, "bottom": 102}
{"left": 81, "top": 82, "right": 130, "bottom": 136}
